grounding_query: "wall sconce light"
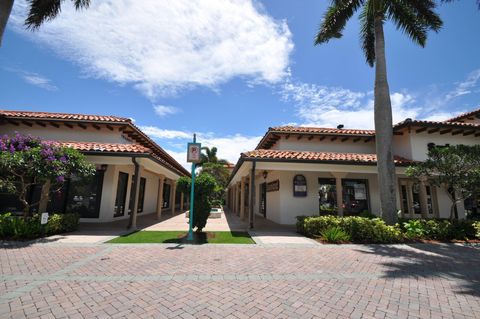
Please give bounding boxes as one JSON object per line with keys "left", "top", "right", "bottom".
{"left": 262, "top": 170, "right": 268, "bottom": 179}
{"left": 96, "top": 164, "right": 108, "bottom": 172}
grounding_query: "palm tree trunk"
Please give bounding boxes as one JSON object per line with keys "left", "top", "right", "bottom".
{"left": 0, "top": 0, "right": 14, "bottom": 47}
{"left": 374, "top": 15, "right": 397, "bottom": 225}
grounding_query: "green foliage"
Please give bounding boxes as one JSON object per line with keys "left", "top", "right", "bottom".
{"left": 399, "top": 218, "right": 476, "bottom": 241}
{"left": 200, "top": 163, "right": 230, "bottom": 203}
{"left": 402, "top": 219, "right": 425, "bottom": 239}
{"left": 0, "top": 133, "right": 95, "bottom": 216}
{"left": 315, "top": 0, "right": 442, "bottom": 66}
{"left": 473, "top": 221, "right": 480, "bottom": 239}
{"left": 0, "top": 212, "right": 80, "bottom": 240}
{"left": 407, "top": 145, "right": 480, "bottom": 220}
{"left": 321, "top": 226, "right": 350, "bottom": 243}
{"left": 298, "top": 215, "right": 402, "bottom": 244}
{"left": 177, "top": 174, "right": 217, "bottom": 232}
{"left": 298, "top": 215, "right": 478, "bottom": 243}
{"left": 359, "top": 210, "right": 377, "bottom": 219}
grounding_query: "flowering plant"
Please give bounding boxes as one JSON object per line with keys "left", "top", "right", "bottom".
{"left": 0, "top": 133, "right": 95, "bottom": 217}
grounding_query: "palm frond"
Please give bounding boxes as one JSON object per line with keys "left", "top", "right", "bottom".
{"left": 315, "top": 0, "right": 364, "bottom": 45}
{"left": 25, "top": 0, "right": 90, "bottom": 30}
{"left": 407, "top": 0, "right": 442, "bottom": 32}
{"left": 359, "top": 3, "right": 375, "bottom": 67}
{"left": 386, "top": 0, "right": 429, "bottom": 47}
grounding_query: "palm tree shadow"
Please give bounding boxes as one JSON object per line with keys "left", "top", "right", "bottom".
{"left": 355, "top": 244, "right": 480, "bottom": 297}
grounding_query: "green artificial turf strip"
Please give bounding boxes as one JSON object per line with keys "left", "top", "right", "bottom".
{"left": 107, "top": 231, "right": 254, "bottom": 244}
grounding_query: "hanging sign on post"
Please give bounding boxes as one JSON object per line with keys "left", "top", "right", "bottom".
{"left": 187, "top": 135, "right": 201, "bottom": 241}
{"left": 187, "top": 142, "right": 202, "bottom": 163}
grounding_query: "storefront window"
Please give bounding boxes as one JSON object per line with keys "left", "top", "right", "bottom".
{"left": 399, "top": 179, "right": 437, "bottom": 216}
{"left": 66, "top": 171, "right": 104, "bottom": 218}
{"left": 114, "top": 172, "right": 129, "bottom": 217}
{"left": 162, "top": 183, "right": 171, "bottom": 208}
{"left": 318, "top": 178, "right": 370, "bottom": 215}
{"left": 318, "top": 178, "right": 337, "bottom": 214}
{"left": 342, "top": 179, "right": 370, "bottom": 215}
{"left": 137, "top": 177, "right": 146, "bottom": 213}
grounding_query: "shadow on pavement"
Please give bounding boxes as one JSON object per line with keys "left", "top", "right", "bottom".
{"left": 356, "top": 243, "right": 480, "bottom": 297}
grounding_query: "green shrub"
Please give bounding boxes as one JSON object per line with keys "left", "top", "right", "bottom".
{"left": 177, "top": 174, "right": 217, "bottom": 232}
{"left": 297, "top": 215, "right": 402, "bottom": 243}
{"left": 321, "top": 226, "right": 350, "bottom": 243}
{"left": 403, "top": 219, "right": 425, "bottom": 239}
{"left": 0, "top": 212, "right": 79, "bottom": 240}
{"left": 398, "top": 218, "right": 476, "bottom": 241}
{"left": 474, "top": 221, "right": 480, "bottom": 239}
{"left": 358, "top": 210, "right": 377, "bottom": 219}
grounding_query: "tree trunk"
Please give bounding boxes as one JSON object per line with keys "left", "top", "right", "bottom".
{"left": 374, "top": 15, "right": 397, "bottom": 225}
{"left": 0, "top": 0, "right": 14, "bottom": 47}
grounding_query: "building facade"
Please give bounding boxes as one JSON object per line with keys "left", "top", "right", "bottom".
{"left": 0, "top": 110, "right": 189, "bottom": 227}
{"left": 227, "top": 108, "right": 480, "bottom": 226}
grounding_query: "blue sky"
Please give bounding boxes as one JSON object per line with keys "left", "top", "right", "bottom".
{"left": 1, "top": 0, "right": 479, "bottom": 168}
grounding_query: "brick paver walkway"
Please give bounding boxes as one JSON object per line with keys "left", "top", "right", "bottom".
{"left": 1, "top": 243, "right": 479, "bottom": 318}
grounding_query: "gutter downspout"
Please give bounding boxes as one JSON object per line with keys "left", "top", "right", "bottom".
{"left": 249, "top": 160, "right": 256, "bottom": 229}
{"left": 127, "top": 157, "right": 141, "bottom": 229}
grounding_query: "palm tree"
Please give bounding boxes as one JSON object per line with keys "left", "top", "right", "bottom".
{"left": 315, "top": 0, "right": 442, "bottom": 224}
{"left": 0, "top": 0, "right": 90, "bottom": 47}
{"left": 199, "top": 147, "right": 228, "bottom": 167}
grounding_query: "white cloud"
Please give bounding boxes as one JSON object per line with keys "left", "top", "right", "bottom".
{"left": 446, "top": 69, "right": 480, "bottom": 100}
{"left": 140, "top": 126, "right": 191, "bottom": 139}
{"left": 141, "top": 125, "right": 261, "bottom": 169}
{"left": 153, "top": 105, "right": 180, "bottom": 118}
{"left": 3, "top": 67, "right": 58, "bottom": 91}
{"left": 281, "top": 80, "right": 421, "bottom": 129}
{"left": 21, "top": 72, "right": 58, "bottom": 91}
{"left": 10, "top": 0, "right": 293, "bottom": 98}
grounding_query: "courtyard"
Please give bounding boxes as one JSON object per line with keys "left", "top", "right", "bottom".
{"left": 1, "top": 242, "right": 479, "bottom": 319}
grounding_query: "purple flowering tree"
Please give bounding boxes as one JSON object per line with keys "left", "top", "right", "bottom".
{"left": 0, "top": 133, "right": 95, "bottom": 217}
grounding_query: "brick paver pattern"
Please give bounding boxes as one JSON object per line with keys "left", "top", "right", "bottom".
{"left": 0, "top": 243, "right": 479, "bottom": 319}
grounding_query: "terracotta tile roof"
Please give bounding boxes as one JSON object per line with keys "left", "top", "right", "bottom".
{"left": 0, "top": 110, "right": 130, "bottom": 123}
{"left": 54, "top": 141, "right": 151, "bottom": 153}
{"left": 270, "top": 126, "right": 375, "bottom": 136}
{"left": 393, "top": 119, "right": 480, "bottom": 129}
{"left": 242, "top": 149, "right": 413, "bottom": 166}
{"left": 445, "top": 107, "right": 480, "bottom": 122}
{"left": 0, "top": 109, "right": 189, "bottom": 176}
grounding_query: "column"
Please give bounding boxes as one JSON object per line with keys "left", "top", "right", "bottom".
{"left": 419, "top": 177, "right": 429, "bottom": 218}
{"left": 171, "top": 180, "right": 177, "bottom": 215}
{"left": 406, "top": 180, "right": 414, "bottom": 218}
{"left": 156, "top": 175, "right": 165, "bottom": 220}
{"left": 240, "top": 177, "right": 246, "bottom": 219}
{"left": 180, "top": 192, "right": 184, "bottom": 212}
{"left": 233, "top": 184, "right": 238, "bottom": 214}
{"left": 331, "top": 172, "right": 347, "bottom": 217}
{"left": 249, "top": 162, "right": 256, "bottom": 229}
{"left": 38, "top": 180, "right": 51, "bottom": 214}
{"left": 128, "top": 163, "right": 142, "bottom": 229}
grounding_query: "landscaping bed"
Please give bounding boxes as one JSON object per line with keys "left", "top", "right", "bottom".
{"left": 107, "top": 231, "right": 255, "bottom": 244}
{"left": 297, "top": 215, "right": 480, "bottom": 244}
{"left": 0, "top": 212, "right": 80, "bottom": 240}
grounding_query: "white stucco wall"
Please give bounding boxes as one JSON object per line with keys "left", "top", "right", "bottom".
{"left": 1, "top": 123, "right": 130, "bottom": 144}
{"left": 274, "top": 137, "right": 376, "bottom": 153}
{"left": 409, "top": 131, "right": 479, "bottom": 161}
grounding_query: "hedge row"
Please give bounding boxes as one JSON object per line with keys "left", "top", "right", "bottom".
{"left": 0, "top": 213, "right": 80, "bottom": 240}
{"left": 297, "top": 215, "right": 480, "bottom": 243}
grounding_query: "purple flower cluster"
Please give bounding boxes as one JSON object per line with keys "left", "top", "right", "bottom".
{"left": 0, "top": 133, "right": 38, "bottom": 153}
{"left": 1, "top": 132, "right": 70, "bottom": 184}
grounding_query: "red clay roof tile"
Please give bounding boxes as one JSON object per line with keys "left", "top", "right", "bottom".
{"left": 242, "top": 149, "right": 413, "bottom": 166}
{"left": 0, "top": 110, "right": 130, "bottom": 123}
{"left": 270, "top": 126, "right": 375, "bottom": 135}
{"left": 54, "top": 141, "right": 151, "bottom": 153}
